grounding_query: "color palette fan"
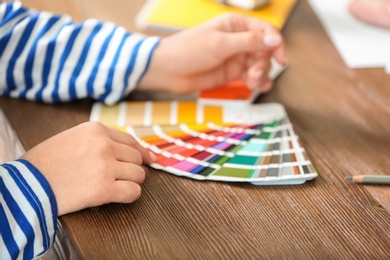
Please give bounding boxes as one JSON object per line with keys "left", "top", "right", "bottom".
{"left": 90, "top": 101, "right": 317, "bottom": 185}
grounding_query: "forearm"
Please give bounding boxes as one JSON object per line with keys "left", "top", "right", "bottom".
{"left": 0, "top": 2, "right": 160, "bottom": 105}
{"left": 0, "top": 159, "right": 58, "bottom": 259}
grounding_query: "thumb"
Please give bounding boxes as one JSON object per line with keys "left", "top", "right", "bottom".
{"left": 222, "top": 31, "right": 282, "bottom": 56}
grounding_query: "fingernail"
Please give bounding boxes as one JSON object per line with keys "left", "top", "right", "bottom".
{"left": 261, "top": 81, "right": 273, "bottom": 92}
{"left": 247, "top": 83, "right": 257, "bottom": 89}
{"left": 263, "top": 34, "right": 282, "bottom": 47}
{"left": 284, "top": 56, "right": 288, "bottom": 65}
{"left": 279, "top": 56, "right": 288, "bottom": 67}
{"left": 252, "top": 69, "right": 263, "bottom": 79}
{"left": 149, "top": 151, "right": 156, "bottom": 162}
{"left": 246, "top": 79, "right": 257, "bottom": 89}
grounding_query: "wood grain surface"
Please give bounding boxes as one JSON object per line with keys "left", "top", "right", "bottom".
{"left": 2, "top": 0, "right": 390, "bottom": 258}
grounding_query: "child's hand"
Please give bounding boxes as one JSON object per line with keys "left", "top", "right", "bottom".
{"left": 348, "top": 0, "right": 390, "bottom": 29}
{"left": 21, "top": 122, "right": 155, "bottom": 216}
{"left": 139, "top": 13, "right": 287, "bottom": 94}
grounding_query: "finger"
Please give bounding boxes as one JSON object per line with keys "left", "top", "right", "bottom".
{"left": 113, "top": 163, "right": 146, "bottom": 184}
{"left": 245, "top": 15, "right": 280, "bottom": 33}
{"left": 211, "top": 13, "right": 285, "bottom": 58}
{"left": 245, "top": 77, "right": 273, "bottom": 92}
{"left": 113, "top": 143, "right": 143, "bottom": 164}
{"left": 246, "top": 67, "right": 263, "bottom": 89}
{"left": 196, "top": 54, "right": 248, "bottom": 88}
{"left": 258, "top": 24, "right": 287, "bottom": 66}
{"left": 109, "top": 181, "right": 142, "bottom": 203}
{"left": 271, "top": 43, "right": 287, "bottom": 66}
{"left": 222, "top": 31, "right": 283, "bottom": 57}
{"left": 215, "top": 13, "right": 279, "bottom": 33}
{"left": 259, "top": 80, "right": 274, "bottom": 93}
{"left": 107, "top": 127, "right": 155, "bottom": 164}
{"left": 245, "top": 58, "right": 271, "bottom": 89}
{"left": 348, "top": 0, "right": 390, "bottom": 29}
{"left": 261, "top": 26, "right": 287, "bottom": 66}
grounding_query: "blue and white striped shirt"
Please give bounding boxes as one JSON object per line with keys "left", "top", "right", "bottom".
{"left": 1, "top": 160, "right": 57, "bottom": 260}
{"left": 0, "top": 1, "right": 160, "bottom": 259}
{"left": 0, "top": 1, "right": 160, "bottom": 105}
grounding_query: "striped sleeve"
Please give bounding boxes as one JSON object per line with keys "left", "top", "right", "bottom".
{"left": 0, "top": 2, "right": 160, "bottom": 105}
{"left": 0, "top": 159, "right": 58, "bottom": 260}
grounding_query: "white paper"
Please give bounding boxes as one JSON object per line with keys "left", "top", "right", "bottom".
{"left": 308, "top": 0, "right": 390, "bottom": 69}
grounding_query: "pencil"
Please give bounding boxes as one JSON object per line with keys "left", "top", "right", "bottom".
{"left": 345, "top": 175, "right": 390, "bottom": 185}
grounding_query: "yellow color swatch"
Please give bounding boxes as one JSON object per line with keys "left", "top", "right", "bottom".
{"left": 125, "top": 102, "right": 146, "bottom": 126}
{"left": 203, "top": 105, "right": 223, "bottom": 123}
{"left": 99, "top": 104, "right": 120, "bottom": 126}
{"left": 177, "top": 102, "right": 197, "bottom": 123}
{"left": 151, "top": 101, "right": 171, "bottom": 125}
{"left": 136, "top": 0, "right": 297, "bottom": 33}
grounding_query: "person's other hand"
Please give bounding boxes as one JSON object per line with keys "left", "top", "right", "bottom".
{"left": 139, "top": 13, "right": 286, "bottom": 94}
{"left": 21, "top": 122, "right": 154, "bottom": 216}
{"left": 348, "top": 0, "right": 390, "bottom": 29}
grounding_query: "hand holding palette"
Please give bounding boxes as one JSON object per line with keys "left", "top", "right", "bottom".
{"left": 198, "top": 59, "right": 287, "bottom": 106}
{"left": 90, "top": 101, "right": 317, "bottom": 185}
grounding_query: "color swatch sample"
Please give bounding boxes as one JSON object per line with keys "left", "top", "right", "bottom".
{"left": 198, "top": 80, "right": 260, "bottom": 106}
{"left": 198, "top": 60, "right": 287, "bottom": 106}
{"left": 90, "top": 101, "right": 285, "bottom": 126}
{"left": 90, "top": 101, "right": 317, "bottom": 185}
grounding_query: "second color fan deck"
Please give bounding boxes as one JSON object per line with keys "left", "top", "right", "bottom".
{"left": 90, "top": 101, "right": 317, "bottom": 185}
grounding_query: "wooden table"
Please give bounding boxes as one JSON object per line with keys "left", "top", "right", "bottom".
{"left": 2, "top": 0, "right": 390, "bottom": 258}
